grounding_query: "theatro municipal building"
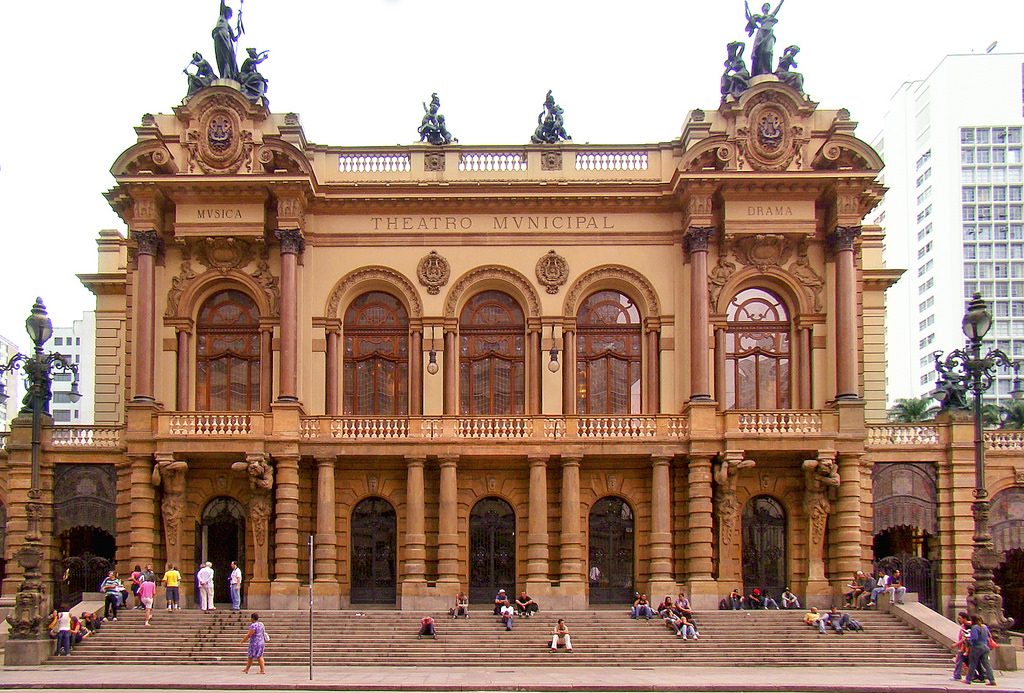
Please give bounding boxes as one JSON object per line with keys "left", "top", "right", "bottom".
{"left": 1, "top": 11, "right": 1023, "bottom": 627}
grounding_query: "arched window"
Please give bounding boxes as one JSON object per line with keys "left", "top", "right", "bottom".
{"left": 343, "top": 292, "right": 409, "bottom": 415}
{"left": 459, "top": 291, "right": 525, "bottom": 416}
{"left": 576, "top": 290, "right": 642, "bottom": 414}
{"left": 196, "top": 290, "right": 261, "bottom": 411}
{"left": 725, "top": 288, "right": 791, "bottom": 409}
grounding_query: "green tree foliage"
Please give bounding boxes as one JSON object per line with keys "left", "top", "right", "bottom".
{"left": 998, "top": 400, "right": 1024, "bottom": 430}
{"left": 886, "top": 397, "right": 939, "bottom": 423}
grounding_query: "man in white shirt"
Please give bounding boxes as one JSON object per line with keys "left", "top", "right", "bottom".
{"left": 229, "top": 561, "right": 242, "bottom": 611}
{"left": 197, "top": 562, "right": 215, "bottom": 612}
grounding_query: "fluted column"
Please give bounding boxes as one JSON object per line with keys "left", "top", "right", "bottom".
{"left": 561, "top": 328, "right": 576, "bottom": 415}
{"left": 527, "top": 456, "right": 550, "bottom": 585}
{"left": 404, "top": 456, "right": 427, "bottom": 583}
{"left": 275, "top": 229, "right": 304, "bottom": 402}
{"left": 714, "top": 328, "right": 727, "bottom": 410}
{"left": 559, "top": 455, "right": 583, "bottom": 587}
{"left": 410, "top": 328, "right": 423, "bottom": 416}
{"left": 272, "top": 454, "right": 300, "bottom": 606}
{"left": 443, "top": 329, "right": 457, "bottom": 415}
{"left": 133, "top": 230, "right": 160, "bottom": 402}
{"left": 685, "top": 455, "right": 715, "bottom": 583}
{"left": 798, "top": 327, "right": 812, "bottom": 408}
{"left": 315, "top": 456, "right": 337, "bottom": 581}
{"left": 645, "top": 327, "right": 661, "bottom": 413}
{"left": 831, "top": 226, "right": 861, "bottom": 400}
{"left": 649, "top": 455, "right": 673, "bottom": 589}
{"left": 175, "top": 329, "right": 190, "bottom": 410}
{"left": 685, "top": 226, "right": 715, "bottom": 401}
{"left": 832, "top": 453, "right": 863, "bottom": 595}
{"left": 437, "top": 455, "right": 459, "bottom": 585}
{"left": 259, "top": 328, "right": 273, "bottom": 411}
{"left": 325, "top": 329, "right": 340, "bottom": 416}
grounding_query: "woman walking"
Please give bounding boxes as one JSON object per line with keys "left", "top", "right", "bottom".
{"left": 241, "top": 612, "right": 267, "bottom": 674}
{"left": 965, "top": 614, "right": 997, "bottom": 686}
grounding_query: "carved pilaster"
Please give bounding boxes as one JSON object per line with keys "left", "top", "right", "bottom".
{"left": 713, "top": 452, "right": 754, "bottom": 584}
{"left": 231, "top": 453, "right": 274, "bottom": 582}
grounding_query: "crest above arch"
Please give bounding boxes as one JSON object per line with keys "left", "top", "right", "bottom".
{"left": 325, "top": 266, "right": 423, "bottom": 319}
{"left": 714, "top": 266, "right": 809, "bottom": 318}
{"left": 563, "top": 265, "right": 660, "bottom": 318}
{"left": 444, "top": 265, "right": 541, "bottom": 319}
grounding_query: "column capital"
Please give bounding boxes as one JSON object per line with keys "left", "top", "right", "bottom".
{"left": 314, "top": 455, "right": 336, "bottom": 468}
{"left": 133, "top": 229, "right": 164, "bottom": 257}
{"left": 274, "top": 228, "right": 306, "bottom": 256}
{"left": 828, "top": 225, "right": 862, "bottom": 253}
{"left": 405, "top": 455, "right": 427, "bottom": 468}
{"left": 683, "top": 226, "right": 715, "bottom": 255}
{"left": 560, "top": 454, "right": 582, "bottom": 468}
{"left": 528, "top": 454, "right": 550, "bottom": 467}
{"left": 651, "top": 454, "right": 673, "bottom": 468}
{"left": 437, "top": 454, "right": 459, "bottom": 468}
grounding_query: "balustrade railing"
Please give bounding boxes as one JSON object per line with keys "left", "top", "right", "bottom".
{"left": 455, "top": 417, "right": 533, "bottom": 438}
{"left": 575, "top": 151, "right": 649, "bottom": 171}
{"left": 984, "top": 430, "right": 1024, "bottom": 450}
{"left": 166, "top": 413, "right": 253, "bottom": 436}
{"left": 338, "top": 153, "right": 411, "bottom": 173}
{"left": 733, "top": 411, "right": 823, "bottom": 434}
{"left": 50, "top": 427, "right": 122, "bottom": 448}
{"left": 459, "top": 152, "right": 528, "bottom": 172}
{"left": 576, "top": 416, "right": 658, "bottom": 438}
{"left": 866, "top": 424, "right": 941, "bottom": 447}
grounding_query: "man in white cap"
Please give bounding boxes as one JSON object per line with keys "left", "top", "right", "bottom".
{"left": 493, "top": 588, "right": 510, "bottom": 615}
{"left": 197, "top": 562, "right": 215, "bottom": 612}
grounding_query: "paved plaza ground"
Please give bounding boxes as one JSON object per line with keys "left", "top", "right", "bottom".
{"left": 0, "top": 665, "right": 1022, "bottom": 693}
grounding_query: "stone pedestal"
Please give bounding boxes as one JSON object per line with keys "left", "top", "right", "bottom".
{"left": 246, "top": 579, "right": 271, "bottom": 609}
{"left": 269, "top": 579, "right": 300, "bottom": 609}
{"left": 311, "top": 580, "right": 341, "bottom": 610}
{"left": 686, "top": 578, "right": 720, "bottom": 611}
{"left": 4, "top": 639, "right": 52, "bottom": 666}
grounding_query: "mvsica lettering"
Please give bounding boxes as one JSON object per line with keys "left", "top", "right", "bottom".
{"left": 196, "top": 208, "right": 243, "bottom": 219}
{"left": 746, "top": 205, "right": 794, "bottom": 217}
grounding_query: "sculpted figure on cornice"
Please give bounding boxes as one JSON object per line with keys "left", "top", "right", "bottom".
{"left": 787, "top": 240, "right": 824, "bottom": 311}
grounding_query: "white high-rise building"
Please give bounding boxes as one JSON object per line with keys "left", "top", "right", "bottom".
{"left": 49, "top": 313, "right": 96, "bottom": 425}
{"left": 0, "top": 334, "right": 22, "bottom": 431}
{"left": 876, "top": 52, "right": 1024, "bottom": 406}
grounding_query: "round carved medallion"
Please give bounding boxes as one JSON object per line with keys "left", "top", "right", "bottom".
{"left": 417, "top": 250, "right": 451, "bottom": 295}
{"left": 535, "top": 250, "right": 569, "bottom": 294}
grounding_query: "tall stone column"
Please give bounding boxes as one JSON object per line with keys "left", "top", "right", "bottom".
{"left": 685, "top": 454, "right": 716, "bottom": 607}
{"left": 561, "top": 327, "right": 576, "bottom": 415}
{"left": 259, "top": 328, "right": 273, "bottom": 411}
{"left": 802, "top": 453, "right": 840, "bottom": 604}
{"left": 325, "top": 329, "right": 340, "bottom": 415}
{"left": 831, "top": 225, "right": 861, "bottom": 400}
{"left": 526, "top": 456, "right": 550, "bottom": 589}
{"left": 133, "top": 230, "right": 161, "bottom": 402}
{"left": 648, "top": 455, "right": 674, "bottom": 593}
{"left": 443, "top": 329, "right": 457, "bottom": 415}
{"left": 437, "top": 455, "right": 459, "bottom": 586}
{"left": 313, "top": 455, "right": 339, "bottom": 607}
{"left": 559, "top": 455, "right": 584, "bottom": 607}
{"left": 832, "top": 453, "right": 863, "bottom": 597}
{"left": 685, "top": 226, "right": 715, "bottom": 401}
{"left": 152, "top": 454, "right": 186, "bottom": 571}
{"left": 713, "top": 452, "right": 754, "bottom": 589}
{"left": 230, "top": 453, "right": 274, "bottom": 608}
{"left": 275, "top": 229, "right": 304, "bottom": 402}
{"left": 175, "top": 329, "right": 190, "bottom": 410}
{"left": 645, "top": 326, "right": 661, "bottom": 413}
{"left": 271, "top": 454, "right": 300, "bottom": 607}
{"left": 714, "top": 329, "right": 727, "bottom": 410}
{"left": 404, "top": 456, "right": 427, "bottom": 583}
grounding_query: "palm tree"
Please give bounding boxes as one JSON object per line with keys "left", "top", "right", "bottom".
{"left": 887, "top": 397, "right": 939, "bottom": 423}
{"left": 981, "top": 403, "right": 1002, "bottom": 428}
{"left": 999, "top": 400, "right": 1024, "bottom": 429}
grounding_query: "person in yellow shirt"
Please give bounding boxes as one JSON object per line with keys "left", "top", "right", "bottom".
{"left": 803, "top": 606, "right": 821, "bottom": 627}
{"left": 163, "top": 565, "right": 182, "bottom": 611}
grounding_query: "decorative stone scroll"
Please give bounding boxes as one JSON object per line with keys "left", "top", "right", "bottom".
{"left": 535, "top": 251, "right": 569, "bottom": 294}
{"left": 417, "top": 250, "right": 451, "bottom": 295}
{"left": 733, "top": 233, "right": 793, "bottom": 272}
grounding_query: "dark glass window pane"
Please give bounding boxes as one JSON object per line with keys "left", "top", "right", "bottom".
{"left": 576, "top": 291, "right": 642, "bottom": 415}
{"left": 343, "top": 292, "right": 409, "bottom": 415}
{"left": 459, "top": 291, "right": 525, "bottom": 415}
{"left": 195, "top": 290, "right": 261, "bottom": 411}
{"left": 724, "top": 288, "right": 791, "bottom": 410}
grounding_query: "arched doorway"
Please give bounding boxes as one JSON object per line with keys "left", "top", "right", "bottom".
{"left": 742, "top": 496, "right": 787, "bottom": 598}
{"left": 51, "top": 465, "right": 118, "bottom": 606}
{"left": 469, "top": 497, "right": 516, "bottom": 605}
{"left": 350, "top": 497, "right": 397, "bottom": 604}
{"left": 588, "top": 496, "right": 635, "bottom": 604}
{"left": 991, "top": 487, "right": 1024, "bottom": 629}
{"left": 195, "top": 497, "right": 245, "bottom": 605}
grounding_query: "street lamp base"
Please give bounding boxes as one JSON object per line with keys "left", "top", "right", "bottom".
{"left": 3, "top": 639, "right": 52, "bottom": 666}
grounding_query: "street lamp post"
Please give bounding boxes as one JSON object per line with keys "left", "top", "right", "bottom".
{"left": 932, "top": 292, "right": 1020, "bottom": 641}
{"left": 0, "top": 298, "right": 80, "bottom": 641}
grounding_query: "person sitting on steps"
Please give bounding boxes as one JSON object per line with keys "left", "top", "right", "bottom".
{"left": 493, "top": 589, "right": 510, "bottom": 615}
{"left": 500, "top": 603, "right": 515, "bottom": 631}
{"left": 656, "top": 595, "right": 675, "bottom": 617}
{"left": 664, "top": 611, "right": 699, "bottom": 639}
{"left": 744, "top": 588, "right": 764, "bottom": 609}
{"left": 781, "top": 587, "right": 801, "bottom": 609}
{"left": 886, "top": 570, "right": 907, "bottom": 605}
{"left": 418, "top": 615, "right": 437, "bottom": 639}
{"left": 631, "top": 593, "right": 655, "bottom": 619}
{"left": 515, "top": 590, "right": 539, "bottom": 617}
{"left": 451, "top": 592, "right": 469, "bottom": 618}
{"left": 803, "top": 606, "right": 821, "bottom": 628}
{"left": 550, "top": 618, "right": 573, "bottom": 652}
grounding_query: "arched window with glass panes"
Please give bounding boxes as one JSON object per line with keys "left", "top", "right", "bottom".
{"left": 576, "top": 290, "right": 642, "bottom": 414}
{"left": 343, "top": 291, "right": 409, "bottom": 415}
{"left": 459, "top": 290, "right": 525, "bottom": 416}
{"left": 195, "top": 290, "right": 261, "bottom": 411}
{"left": 724, "top": 288, "right": 791, "bottom": 409}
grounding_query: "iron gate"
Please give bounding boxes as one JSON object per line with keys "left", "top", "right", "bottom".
{"left": 741, "top": 495, "right": 788, "bottom": 599}
{"left": 53, "top": 553, "right": 113, "bottom": 609}
{"left": 588, "top": 496, "right": 635, "bottom": 604}
{"left": 350, "top": 497, "right": 397, "bottom": 604}
{"left": 469, "top": 497, "right": 516, "bottom": 605}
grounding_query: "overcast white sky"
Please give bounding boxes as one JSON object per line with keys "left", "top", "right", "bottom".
{"left": 0, "top": 0, "right": 1020, "bottom": 351}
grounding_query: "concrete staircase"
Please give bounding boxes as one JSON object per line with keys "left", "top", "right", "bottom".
{"left": 52, "top": 608, "right": 952, "bottom": 667}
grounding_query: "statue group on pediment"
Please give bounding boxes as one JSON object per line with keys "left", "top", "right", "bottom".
{"left": 184, "top": 1, "right": 269, "bottom": 106}
{"left": 721, "top": 1, "right": 805, "bottom": 100}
